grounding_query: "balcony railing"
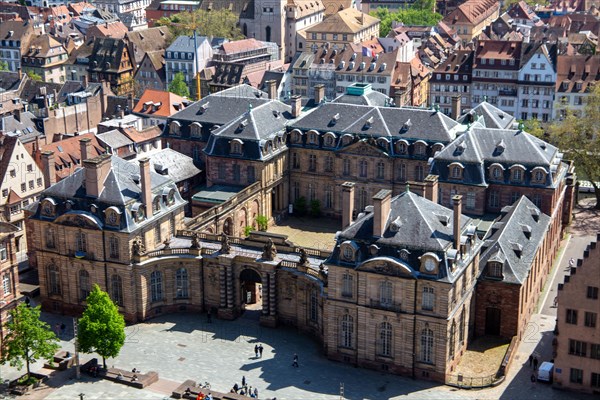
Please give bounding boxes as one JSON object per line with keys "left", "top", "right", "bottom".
{"left": 370, "top": 299, "right": 402, "bottom": 313}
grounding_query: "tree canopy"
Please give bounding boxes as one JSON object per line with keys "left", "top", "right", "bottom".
{"left": 0, "top": 304, "right": 60, "bottom": 378}
{"left": 547, "top": 85, "right": 600, "bottom": 209}
{"left": 78, "top": 285, "right": 126, "bottom": 368}
{"left": 168, "top": 71, "right": 191, "bottom": 98}
{"left": 26, "top": 70, "right": 42, "bottom": 82}
{"left": 156, "top": 9, "right": 244, "bottom": 43}
{"left": 371, "top": 7, "right": 443, "bottom": 37}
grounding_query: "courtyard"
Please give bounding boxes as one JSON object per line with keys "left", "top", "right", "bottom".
{"left": 267, "top": 215, "right": 339, "bottom": 251}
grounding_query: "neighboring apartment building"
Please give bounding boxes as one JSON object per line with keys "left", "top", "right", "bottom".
{"left": 0, "top": 222, "right": 20, "bottom": 351}
{"left": 430, "top": 50, "right": 474, "bottom": 116}
{"left": 165, "top": 35, "right": 213, "bottom": 100}
{"left": 0, "top": 134, "right": 45, "bottom": 254}
{"left": 133, "top": 51, "right": 167, "bottom": 95}
{"left": 471, "top": 41, "right": 522, "bottom": 115}
{"left": 132, "top": 89, "right": 187, "bottom": 128}
{"left": 516, "top": 42, "right": 557, "bottom": 122}
{"left": 304, "top": 8, "right": 380, "bottom": 49}
{"left": 92, "top": 0, "right": 151, "bottom": 30}
{"left": 0, "top": 20, "right": 35, "bottom": 72}
{"left": 554, "top": 54, "right": 600, "bottom": 118}
{"left": 88, "top": 37, "right": 134, "bottom": 95}
{"left": 554, "top": 234, "right": 600, "bottom": 395}
{"left": 443, "top": 0, "right": 500, "bottom": 42}
{"left": 239, "top": 0, "right": 325, "bottom": 62}
{"left": 21, "top": 34, "right": 68, "bottom": 83}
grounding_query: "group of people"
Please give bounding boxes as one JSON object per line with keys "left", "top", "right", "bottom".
{"left": 230, "top": 376, "right": 259, "bottom": 398}
{"left": 54, "top": 322, "right": 67, "bottom": 337}
{"left": 254, "top": 344, "right": 264, "bottom": 358}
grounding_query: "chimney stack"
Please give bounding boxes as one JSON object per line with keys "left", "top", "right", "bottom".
{"left": 452, "top": 195, "right": 462, "bottom": 250}
{"left": 372, "top": 189, "right": 392, "bottom": 237}
{"left": 291, "top": 95, "right": 302, "bottom": 118}
{"left": 424, "top": 175, "right": 439, "bottom": 203}
{"left": 266, "top": 79, "right": 277, "bottom": 100}
{"left": 41, "top": 151, "right": 56, "bottom": 188}
{"left": 116, "top": 105, "right": 124, "bottom": 119}
{"left": 451, "top": 95, "right": 462, "bottom": 120}
{"left": 83, "top": 154, "right": 112, "bottom": 198}
{"left": 394, "top": 91, "right": 402, "bottom": 108}
{"left": 79, "top": 137, "right": 92, "bottom": 163}
{"left": 82, "top": 74, "right": 88, "bottom": 88}
{"left": 139, "top": 158, "right": 153, "bottom": 214}
{"left": 314, "top": 84, "right": 325, "bottom": 104}
{"left": 341, "top": 182, "right": 356, "bottom": 229}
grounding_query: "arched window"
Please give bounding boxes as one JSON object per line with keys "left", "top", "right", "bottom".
{"left": 190, "top": 122, "right": 202, "bottom": 137}
{"left": 169, "top": 121, "right": 181, "bottom": 135}
{"left": 309, "top": 289, "right": 318, "bottom": 322}
{"left": 511, "top": 167, "right": 524, "bottom": 182}
{"left": 420, "top": 328, "right": 434, "bottom": 363}
{"left": 265, "top": 26, "right": 271, "bottom": 42}
{"left": 150, "top": 271, "right": 163, "bottom": 302}
{"left": 397, "top": 141, "right": 408, "bottom": 154}
{"left": 111, "top": 275, "right": 123, "bottom": 306}
{"left": 341, "top": 314, "right": 354, "bottom": 348}
{"left": 376, "top": 162, "right": 385, "bottom": 179}
{"left": 451, "top": 165, "right": 462, "bottom": 179}
{"left": 449, "top": 320, "right": 456, "bottom": 358}
{"left": 359, "top": 160, "right": 368, "bottom": 177}
{"left": 491, "top": 166, "right": 502, "bottom": 180}
{"left": 3, "top": 273, "right": 11, "bottom": 295}
{"left": 175, "top": 268, "right": 189, "bottom": 298}
{"left": 79, "top": 270, "right": 90, "bottom": 301}
{"left": 48, "top": 265, "right": 61, "bottom": 295}
{"left": 414, "top": 142, "right": 426, "bottom": 156}
{"left": 378, "top": 322, "right": 392, "bottom": 356}
{"left": 380, "top": 280, "right": 393, "bottom": 306}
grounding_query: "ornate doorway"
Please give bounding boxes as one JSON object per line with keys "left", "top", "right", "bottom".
{"left": 240, "top": 268, "right": 262, "bottom": 313}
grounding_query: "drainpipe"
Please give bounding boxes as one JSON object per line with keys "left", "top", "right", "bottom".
{"left": 412, "top": 278, "right": 417, "bottom": 380}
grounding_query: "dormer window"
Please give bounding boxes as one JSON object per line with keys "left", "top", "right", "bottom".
{"left": 341, "top": 240, "right": 357, "bottom": 262}
{"left": 291, "top": 129, "right": 302, "bottom": 144}
{"left": 449, "top": 162, "right": 464, "bottom": 180}
{"left": 342, "top": 134, "right": 353, "bottom": 146}
{"left": 324, "top": 133, "right": 335, "bottom": 147}
{"left": 308, "top": 130, "right": 319, "bottom": 145}
{"left": 487, "top": 262, "right": 503, "bottom": 278}
{"left": 152, "top": 197, "right": 161, "bottom": 214}
{"left": 132, "top": 203, "right": 145, "bottom": 222}
{"left": 190, "top": 122, "right": 202, "bottom": 137}
{"left": 42, "top": 198, "right": 56, "bottom": 217}
{"left": 510, "top": 165, "right": 525, "bottom": 182}
{"left": 396, "top": 140, "right": 408, "bottom": 154}
{"left": 169, "top": 120, "right": 181, "bottom": 135}
{"left": 230, "top": 139, "right": 243, "bottom": 155}
{"left": 532, "top": 168, "right": 546, "bottom": 183}
{"left": 414, "top": 141, "right": 427, "bottom": 156}
{"left": 489, "top": 164, "right": 504, "bottom": 180}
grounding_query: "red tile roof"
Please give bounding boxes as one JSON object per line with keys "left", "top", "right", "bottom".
{"left": 132, "top": 89, "right": 187, "bottom": 118}
{"left": 37, "top": 133, "right": 104, "bottom": 181}
{"left": 121, "top": 126, "right": 162, "bottom": 144}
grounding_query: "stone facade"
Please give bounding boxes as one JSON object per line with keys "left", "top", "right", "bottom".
{"left": 554, "top": 234, "right": 600, "bottom": 394}
{"left": 0, "top": 223, "right": 21, "bottom": 353}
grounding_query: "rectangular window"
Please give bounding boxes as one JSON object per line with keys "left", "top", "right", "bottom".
{"left": 342, "top": 273, "right": 353, "bottom": 298}
{"left": 466, "top": 192, "right": 476, "bottom": 210}
{"left": 569, "top": 339, "right": 587, "bottom": 357}
{"left": 592, "top": 373, "right": 600, "bottom": 388}
{"left": 588, "top": 286, "right": 599, "bottom": 299}
{"left": 566, "top": 309, "right": 578, "bottom": 325}
{"left": 1, "top": 189, "right": 7, "bottom": 197}
{"left": 154, "top": 224, "right": 161, "bottom": 244}
{"left": 37, "top": 178, "right": 42, "bottom": 187}
{"left": 422, "top": 287, "right": 434, "bottom": 311}
{"left": 0, "top": 243, "right": 7, "bottom": 261}
{"left": 591, "top": 344, "right": 600, "bottom": 360}
{"left": 585, "top": 312, "right": 597, "bottom": 328}
{"left": 29, "top": 180, "right": 34, "bottom": 189}
{"left": 21, "top": 183, "right": 26, "bottom": 192}
{"left": 570, "top": 368, "right": 583, "bottom": 384}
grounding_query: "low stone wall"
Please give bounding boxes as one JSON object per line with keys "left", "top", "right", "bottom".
{"left": 172, "top": 380, "right": 248, "bottom": 400}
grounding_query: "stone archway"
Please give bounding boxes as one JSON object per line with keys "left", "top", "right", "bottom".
{"left": 239, "top": 268, "right": 263, "bottom": 314}
{"left": 223, "top": 217, "right": 233, "bottom": 236}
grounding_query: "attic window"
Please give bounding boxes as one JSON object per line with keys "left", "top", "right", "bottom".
{"left": 436, "top": 214, "right": 450, "bottom": 226}
{"left": 330, "top": 113, "right": 340, "bottom": 125}
{"left": 495, "top": 139, "right": 505, "bottom": 155}
{"left": 401, "top": 119, "right": 412, "bottom": 131}
{"left": 199, "top": 102, "right": 209, "bottom": 113}
{"left": 272, "top": 110, "right": 280, "bottom": 118}
{"left": 454, "top": 141, "right": 466, "bottom": 155}
{"left": 512, "top": 242, "right": 523, "bottom": 258}
{"left": 487, "top": 262, "right": 503, "bottom": 278}
{"left": 239, "top": 119, "right": 248, "bottom": 129}
{"left": 363, "top": 116, "right": 374, "bottom": 129}
{"left": 521, "top": 224, "right": 532, "bottom": 240}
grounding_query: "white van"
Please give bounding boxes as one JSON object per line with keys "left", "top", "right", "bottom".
{"left": 537, "top": 361, "right": 554, "bottom": 383}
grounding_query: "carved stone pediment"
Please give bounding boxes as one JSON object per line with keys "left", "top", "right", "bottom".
{"left": 337, "top": 139, "right": 389, "bottom": 158}
{"left": 356, "top": 257, "right": 413, "bottom": 277}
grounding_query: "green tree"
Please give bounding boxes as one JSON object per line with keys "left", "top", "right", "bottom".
{"left": 0, "top": 304, "right": 60, "bottom": 379}
{"left": 519, "top": 118, "right": 545, "bottom": 139}
{"left": 168, "top": 71, "right": 190, "bottom": 98}
{"left": 26, "top": 70, "right": 42, "bottom": 82}
{"left": 294, "top": 196, "right": 307, "bottom": 217}
{"left": 0, "top": 61, "right": 9, "bottom": 71}
{"left": 310, "top": 199, "right": 321, "bottom": 217}
{"left": 78, "top": 285, "right": 126, "bottom": 369}
{"left": 156, "top": 9, "right": 244, "bottom": 43}
{"left": 243, "top": 225, "right": 253, "bottom": 237}
{"left": 548, "top": 85, "right": 600, "bottom": 209}
{"left": 371, "top": 7, "right": 443, "bottom": 37}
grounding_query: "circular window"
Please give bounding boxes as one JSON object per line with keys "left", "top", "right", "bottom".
{"left": 342, "top": 246, "right": 353, "bottom": 261}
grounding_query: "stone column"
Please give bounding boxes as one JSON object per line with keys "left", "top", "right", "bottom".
{"left": 226, "top": 266, "right": 233, "bottom": 308}
{"left": 261, "top": 274, "right": 269, "bottom": 315}
{"left": 268, "top": 272, "right": 276, "bottom": 316}
{"left": 219, "top": 268, "right": 226, "bottom": 308}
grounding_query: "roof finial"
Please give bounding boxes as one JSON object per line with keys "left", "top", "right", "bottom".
{"left": 405, "top": 183, "right": 410, "bottom": 193}
{"left": 248, "top": 103, "right": 253, "bottom": 113}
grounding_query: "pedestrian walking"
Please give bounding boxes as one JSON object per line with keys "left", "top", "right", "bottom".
{"left": 533, "top": 357, "right": 538, "bottom": 371}
{"left": 258, "top": 344, "right": 264, "bottom": 358}
{"left": 254, "top": 344, "right": 259, "bottom": 358}
{"left": 569, "top": 258, "right": 575, "bottom": 267}
{"left": 553, "top": 296, "right": 558, "bottom": 307}
{"left": 530, "top": 373, "right": 537, "bottom": 388}
{"left": 242, "top": 376, "right": 246, "bottom": 387}
{"left": 54, "top": 323, "right": 60, "bottom": 336}
{"left": 528, "top": 354, "right": 533, "bottom": 367}
{"left": 292, "top": 353, "right": 299, "bottom": 367}
{"left": 254, "top": 387, "right": 258, "bottom": 398}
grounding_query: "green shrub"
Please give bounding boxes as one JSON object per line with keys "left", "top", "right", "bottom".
{"left": 294, "top": 196, "right": 307, "bottom": 217}
{"left": 255, "top": 215, "right": 268, "bottom": 231}
{"left": 310, "top": 199, "right": 321, "bottom": 217}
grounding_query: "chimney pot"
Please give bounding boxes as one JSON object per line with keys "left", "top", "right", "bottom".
{"left": 314, "top": 84, "right": 325, "bottom": 104}
{"left": 451, "top": 95, "right": 462, "bottom": 120}
{"left": 41, "top": 151, "right": 56, "bottom": 188}
{"left": 79, "top": 137, "right": 92, "bottom": 163}
{"left": 83, "top": 154, "right": 112, "bottom": 198}
{"left": 453, "top": 194, "right": 462, "bottom": 250}
{"left": 291, "top": 95, "right": 302, "bottom": 118}
{"left": 424, "top": 175, "right": 439, "bottom": 203}
{"left": 266, "top": 79, "right": 277, "bottom": 100}
{"left": 139, "top": 158, "right": 153, "bottom": 215}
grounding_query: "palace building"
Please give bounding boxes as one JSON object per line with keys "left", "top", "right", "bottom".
{"left": 28, "top": 83, "right": 576, "bottom": 383}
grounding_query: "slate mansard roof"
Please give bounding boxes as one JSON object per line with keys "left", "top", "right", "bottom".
{"left": 458, "top": 101, "right": 516, "bottom": 129}
{"left": 204, "top": 101, "right": 293, "bottom": 161}
{"left": 480, "top": 196, "right": 551, "bottom": 285}
{"left": 288, "top": 103, "right": 461, "bottom": 144}
{"left": 330, "top": 190, "right": 478, "bottom": 283}
{"left": 35, "top": 155, "right": 185, "bottom": 233}
{"left": 431, "top": 126, "right": 565, "bottom": 188}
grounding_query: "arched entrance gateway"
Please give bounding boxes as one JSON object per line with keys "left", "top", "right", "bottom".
{"left": 239, "top": 268, "right": 262, "bottom": 313}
